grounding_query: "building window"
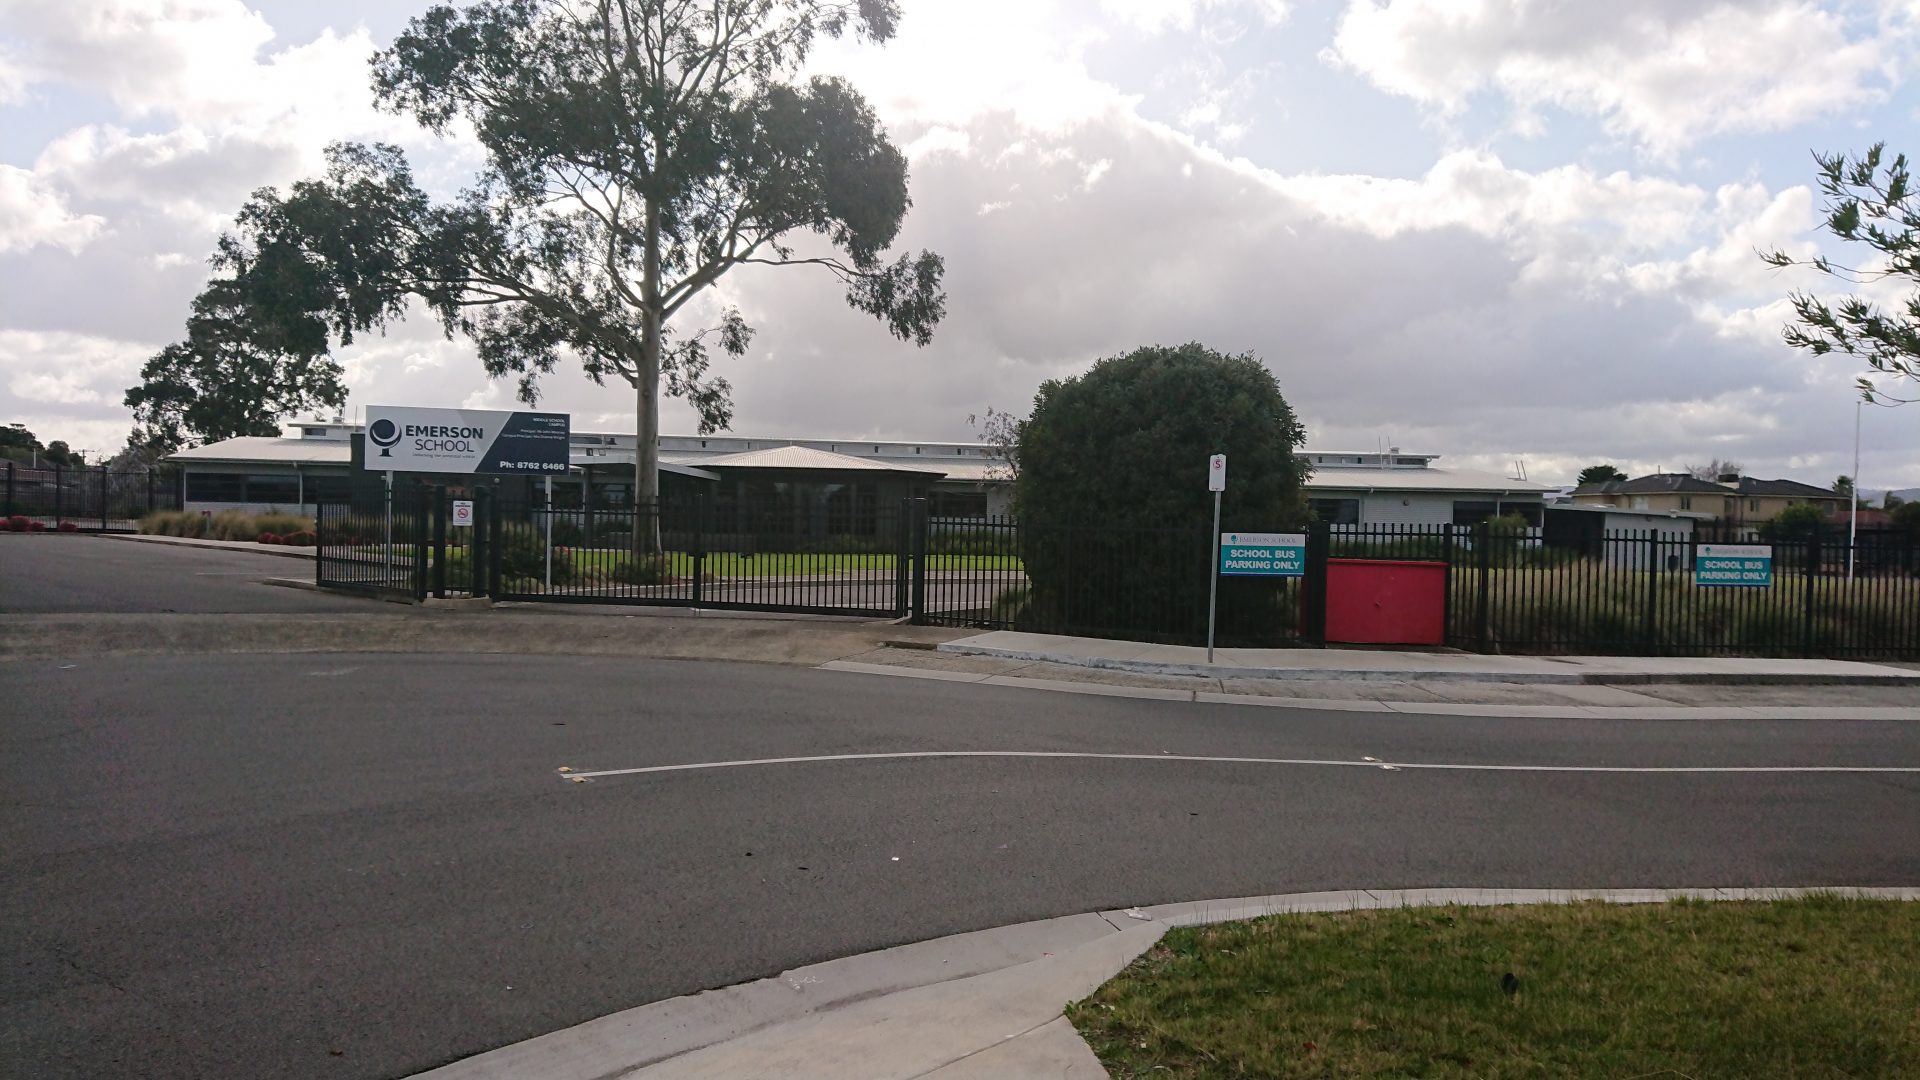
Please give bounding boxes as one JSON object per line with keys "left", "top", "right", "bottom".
{"left": 1748, "top": 498, "right": 1758, "bottom": 511}
{"left": 929, "top": 491, "right": 989, "bottom": 519}
{"left": 245, "top": 474, "right": 300, "bottom": 504}
{"left": 306, "top": 474, "right": 352, "bottom": 501}
{"left": 1680, "top": 496, "right": 1692, "bottom": 510}
{"left": 1309, "top": 498, "right": 1360, "bottom": 524}
{"left": 1451, "top": 501, "right": 1498, "bottom": 525}
{"left": 186, "top": 472, "right": 245, "bottom": 502}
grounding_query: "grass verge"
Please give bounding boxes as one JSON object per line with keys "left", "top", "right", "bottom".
{"left": 1067, "top": 897, "right": 1920, "bottom": 1079}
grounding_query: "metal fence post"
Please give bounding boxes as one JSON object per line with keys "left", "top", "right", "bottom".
{"left": 146, "top": 469, "right": 155, "bottom": 516}
{"left": 52, "top": 462, "right": 62, "bottom": 523}
{"left": 1644, "top": 530, "right": 1660, "bottom": 649}
{"left": 1302, "top": 522, "right": 1330, "bottom": 647}
{"left": 472, "top": 486, "right": 490, "bottom": 599}
{"left": 4, "top": 461, "right": 12, "bottom": 517}
{"left": 909, "top": 497, "right": 929, "bottom": 625}
{"left": 99, "top": 465, "right": 109, "bottom": 531}
{"left": 411, "top": 487, "right": 429, "bottom": 603}
{"left": 1803, "top": 526, "right": 1822, "bottom": 656}
{"left": 1474, "top": 520, "right": 1492, "bottom": 652}
{"left": 432, "top": 485, "right": 449, "bottom": 599}
{"left": 692, "top": 494, "right": 706, "bottom": 608}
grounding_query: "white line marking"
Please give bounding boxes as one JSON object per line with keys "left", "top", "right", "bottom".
{"left": 563, "top": 751, "right": 1920, "bottom": 781}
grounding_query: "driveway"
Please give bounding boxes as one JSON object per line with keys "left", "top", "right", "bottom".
{"left": 0, "top": 535, "right": 378, "bottom": 613}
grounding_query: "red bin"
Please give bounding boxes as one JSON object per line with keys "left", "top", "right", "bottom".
{"left": 1324, "top": 558, "right": 1448, "bottom": 646}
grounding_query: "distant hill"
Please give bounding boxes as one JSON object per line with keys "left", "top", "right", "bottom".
{"left": 1864, "top": 487, "right": 1920, "bottom": 506}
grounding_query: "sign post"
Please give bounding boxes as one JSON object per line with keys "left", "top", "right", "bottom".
{"left": 1206, "top": 454, "right": 1226, "bottom": 662}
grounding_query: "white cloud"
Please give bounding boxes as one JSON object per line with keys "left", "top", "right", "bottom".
{"left": 0, "top": 165, "right": 106, "bottom": 254}
{"left": 1326, "top": 0, "right": 1905, "bottom": 154}
{"left": 1100, "top": 0, "right": 1291, "bottom": 33}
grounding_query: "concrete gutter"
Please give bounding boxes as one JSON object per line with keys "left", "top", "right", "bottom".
{"left": 101, "top": 532, "right": 316, "bottom": 560}
{"left": 938, "top": 631, "right": 1920, "bottom": 687}
{"left": 410, "top": 885, "right": 1919, "bottom": 1080}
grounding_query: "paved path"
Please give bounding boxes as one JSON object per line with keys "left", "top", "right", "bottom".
{"left": 0, "top": 535, "right": 370, "bottom": 614}
{"left": 4, "top": 652, "right": 1915, "bottom": 1080}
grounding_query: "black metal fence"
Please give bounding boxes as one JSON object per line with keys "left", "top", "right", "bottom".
{"left": 1, "top": 462, "right": 180, "bottom": 531}
{"left": 920, "top": 515, "right": 1307, "bottom": 646}
{"left": 490, "top": 497, "right": 915, "bottom": 617}
{"left": 919, "top": 518, "right": 1920, "bottom": 660}
{"left": 310, "top": 490, "right": 1920, "bottom": 660}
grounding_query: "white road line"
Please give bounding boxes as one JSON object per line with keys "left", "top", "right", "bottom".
{"left": 563, "top": 751, "right": 1920, "bottom": 781}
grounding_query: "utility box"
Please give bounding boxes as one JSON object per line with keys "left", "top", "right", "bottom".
{"left": 1324, "top": 558, "right": 1448, "bottom": 646}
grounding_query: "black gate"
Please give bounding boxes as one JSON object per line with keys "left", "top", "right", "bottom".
{"left": 489, "top": 495, "right": 921, "bottom": 618}
{"left": 314, "top": 483, "right": 506, "bottom": 602}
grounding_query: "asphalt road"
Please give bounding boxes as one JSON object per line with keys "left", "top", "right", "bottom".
{"left": 0, "top": 535, "right": 377, "bottom": 613}
{"left": 4, "top": 652, "right": 1917, "bottom": 1079}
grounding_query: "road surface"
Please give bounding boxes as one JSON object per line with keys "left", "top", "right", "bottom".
{"left": 3, "top": 652, "right": 1916, "bottom": 1079}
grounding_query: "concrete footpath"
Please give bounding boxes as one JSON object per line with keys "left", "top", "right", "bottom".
{"left": 937, "top": 630, "right": 1920, "bottom": 686}
{"left": 413, "top": 886, "right": 1919, "bottom": 1080}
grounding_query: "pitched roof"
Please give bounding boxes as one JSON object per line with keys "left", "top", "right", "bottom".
{"left": 697, "top": 444, "right": 948, "bottom": 476}
{"left": 1574, "top": 474, "right": 1847, "bottom": 500}
{"left": 1306, "top": 465, "right": 1553, "bottom": 495}
{"left": 1573, "top": 474, "right": 1724, "bottom": 496}
{"left": 169, "top": 437, "right": 351, "bottom": 465}
{"left": 1734, "top": 477, "right": 1846, "bottom": 499}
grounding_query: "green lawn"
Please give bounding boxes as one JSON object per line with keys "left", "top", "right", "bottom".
{"left": 550, "top": 549, "right": 1023, "bottom": 577}
{"left": 1068, "top": 897, "right": 1920, "bottom": 1079}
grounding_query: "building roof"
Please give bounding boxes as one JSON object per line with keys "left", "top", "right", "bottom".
{"left": 1575, "top": 473, "right": 1847, "bottom": 500}
{"left": 1306, "top": 465, "right": 1553, "bottom": 496}
{"left": 697, "top": 444, "right": 949, "bottom": 476}
{"left": 1547, "top": 503, "right": 1717, "bottom": 521}
{"left": 170, "top": 437, "right": 351, "bottom": 465}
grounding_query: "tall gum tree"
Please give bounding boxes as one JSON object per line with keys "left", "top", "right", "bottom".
{"left": 138, "top": 0, "right": 945, "bottom": 550}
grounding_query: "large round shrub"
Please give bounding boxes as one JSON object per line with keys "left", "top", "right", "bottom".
{"left": 1014, "top": 343, "right": 1309, "bottom": 644}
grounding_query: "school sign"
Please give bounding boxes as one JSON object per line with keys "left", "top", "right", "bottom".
{"left": 1219, "top": 532, "right": 1307, "bottom": 577}
{"left": 1695, "top": 544, "right": 1774, "bottom": 587}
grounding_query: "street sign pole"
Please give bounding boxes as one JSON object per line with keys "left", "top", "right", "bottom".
{"left": 1206, "top": 454, "right": 1226, "bottom": 663}
{"left": 1207, "top": 489, "right": 1222, "bottom": 663}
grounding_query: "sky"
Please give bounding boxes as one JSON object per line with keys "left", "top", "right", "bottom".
{"left": 1, "top": 0, "right": 1916, "bottom": 489}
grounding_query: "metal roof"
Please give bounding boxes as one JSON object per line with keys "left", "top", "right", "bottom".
{"left": 1306, "top": 466, "right": 1552, "bottom": 495}
{"left": 169, "top": 437, "right": 351, "bottom": 465}
{"left": 695, "top": 444, "right": 948, "bottom": 476}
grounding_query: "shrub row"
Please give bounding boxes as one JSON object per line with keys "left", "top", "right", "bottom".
{"left": 0, "top": 515, "right": 72, "bottom": 532}
{"left": 258, "top": 531, "right": 316, "bottom": 546}
{"left": 142, "top": 510, "right": 313, "bottom": 541}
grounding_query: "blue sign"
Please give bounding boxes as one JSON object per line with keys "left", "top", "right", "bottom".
{"left": 1220, "top": 532, "right": 1307, "bottom": 577}
{"left": 1696, "top": 543, "right": 1773, "bottom": 587}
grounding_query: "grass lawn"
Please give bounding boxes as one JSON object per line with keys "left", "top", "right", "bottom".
{"left": 553, "top": 549, "right": 1022, "bottom": 577}
{"left": 1067, "top": 897, "right": 1920, "bottom": 1079}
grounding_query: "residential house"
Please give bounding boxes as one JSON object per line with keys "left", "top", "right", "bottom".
{"left": 1571, "top": 473, "right": 1847, "bottom": 528}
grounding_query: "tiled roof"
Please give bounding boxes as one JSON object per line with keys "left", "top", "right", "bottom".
{"left": 1574, "top": 474, "right": 1847, "bottom": 499}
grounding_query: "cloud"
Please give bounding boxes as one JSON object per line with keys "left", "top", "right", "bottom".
{"left": 1325, "top": 0, "right": 1906, "bottom": 154}
{"left": 0, "top": 165, "right": 106, "bottom": 253}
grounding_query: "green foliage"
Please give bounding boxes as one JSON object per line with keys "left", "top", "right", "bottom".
{"left": 1834, "top": 474, "right": 1855, "bottom": 496}
{"left": 1890, "top": 499, "right": 1920, "bottom": 531}
{"left": 1762, "top": 143, "right": 1920, "bottom": 404}
{"left": 42, "top": 440, "right": 78, "bottom": 467}
{"left": 1761, "top": 502, "right": 1828, "bottom": 540}
{"left": 1, "top": 424, "right": 40, "bottom": 454}
{"left": 1015, "top": 343, "right": 1309, "bottom": 643}
{"left": 607, "top": 554, "right": 672, "bottom": 586}
{"left": 140, "top": 510, "right": 313, "bottom": 541}
{"left": 1576, "top": 463, "right": 1626, "bottom": 486}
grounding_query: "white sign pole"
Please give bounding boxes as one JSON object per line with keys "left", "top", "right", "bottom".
{"left": 543, "top": 475, "right": 554, "bottom": 590}
{"left": 1206, "top": 454, "right": 1226, "bottom": 663}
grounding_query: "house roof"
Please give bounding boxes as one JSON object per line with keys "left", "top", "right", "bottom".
{"left": 696, "top": 444, "right": 949, "bottom": 476}
{"left": 1575, "top": 474, "right": 1847, "bottom": 499}
{"left": 1306, "top": 466, "right": 1553, "bottom": 495}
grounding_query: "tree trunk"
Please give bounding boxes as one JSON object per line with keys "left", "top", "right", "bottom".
{"left": 635, "top": 202, "right": 664, "bottom": 555}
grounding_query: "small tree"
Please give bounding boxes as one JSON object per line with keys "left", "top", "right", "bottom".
{"left": 1834, "top": 475, "right": 1855, "bottom": 497}
{"left": 1761, "top": 502, "right": 1828, "bottom": 541}
{"left": 1577, "top": 463, "right": 1627, "bottom": 486}
{"left": 1687, "top": 458, "right": 1745, "bottom": 481}
{"left": 1762, "top": 144, "right": 1920, "bottom": 405}
{"left": 42, "top": 441, "right": 78, "bottom": 467}
{"left": 965, "top": 407, "right": 1021, "bottom": 481}
{"left": 1015, "top": 344, "right": 1309, "bottom": 645}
